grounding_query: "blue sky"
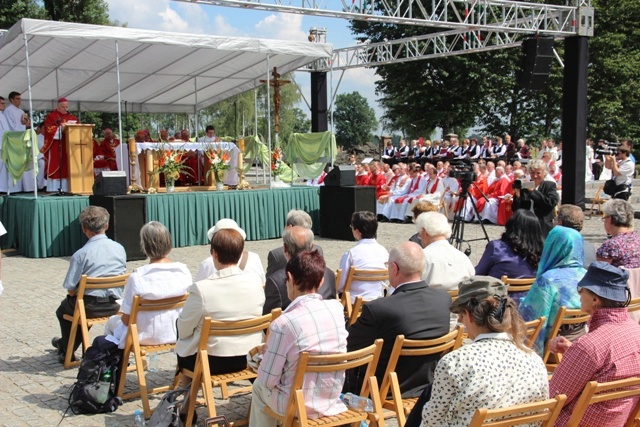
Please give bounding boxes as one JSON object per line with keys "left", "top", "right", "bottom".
{"left": 105, "top": 0, "right": 386, "bottom": 132}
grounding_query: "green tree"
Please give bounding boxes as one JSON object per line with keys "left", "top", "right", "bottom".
{"left": 0, "top": 1, "right": 46, "bottom": 29}
{"left": 333, "top": 92, "right": 378, "bottom": 149}
{"left": 43, "top": 0, "right": 111, "bottom": 25}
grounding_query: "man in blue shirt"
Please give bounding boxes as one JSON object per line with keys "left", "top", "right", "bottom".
{"left": 52, "top": 206, "right": 127, "bottom": 363}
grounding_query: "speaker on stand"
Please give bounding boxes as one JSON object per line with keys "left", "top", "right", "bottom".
{"left": 517, "top": 37, "right": 555, "bottom": 91}
{"left": 319, "top": 186, "right": 376, "bottom": 241}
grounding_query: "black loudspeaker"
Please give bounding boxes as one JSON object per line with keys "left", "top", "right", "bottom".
{"left": 319, "top": 186, "right": 376, "bottom": 241}
{"left": 88, "top": 195, "right": 147, "bottom": 261}
{"left": 324, "top": 165, "right": 356, "bottom": 187}
{"left": 517, "top": 38, "right": 554, "bottom": 91}
{"left": 93, "top": 171, "right": 127, "bottom": 196}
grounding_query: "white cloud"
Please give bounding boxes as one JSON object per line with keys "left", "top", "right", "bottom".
{"left": 254, "top": 13, "right": 307, "bottom": 41}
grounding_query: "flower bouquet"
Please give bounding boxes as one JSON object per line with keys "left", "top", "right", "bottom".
{"left": 271, "top": 147, "right": 285, "bottom": 180}
{"left": 206, "top": 146, "right": 232, "bottom": 189}
{"left": 154, "top": 145, "right": 192, "bottom": 191}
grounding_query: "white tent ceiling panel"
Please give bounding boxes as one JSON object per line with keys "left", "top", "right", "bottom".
{"left": 0, "top": 19, "right": 332, "bottom": 113}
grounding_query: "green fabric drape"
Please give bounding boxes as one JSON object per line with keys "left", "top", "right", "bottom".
{"left": 1, "top": 130, "right": 38, "bottom": 184}
{"left": 2, "top": 187, "right": 320, "bottom": 257}
{"left": 242, "top": 135, "right": 270, "bottom": 174}
{"left": 284, "top": 131, "right": 336, "bottom": 179}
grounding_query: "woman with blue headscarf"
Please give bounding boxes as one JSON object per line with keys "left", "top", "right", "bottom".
{"left": 519, "top": 226, "right": 587, "bottom": 355}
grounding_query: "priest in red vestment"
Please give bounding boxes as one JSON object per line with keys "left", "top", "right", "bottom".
{"left": 477, "top": 166, "right": 512, "bottom": 224}
{"left": 41, "top": 98, "right": 78, "bottom": 192}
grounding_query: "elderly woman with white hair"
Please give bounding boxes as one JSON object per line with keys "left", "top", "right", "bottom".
{"left": 415, "top": 211, "right": 474, "bottom": 291}
{"left": 511, "top": 158, "right": 559, "bottom": 236}
{"left": 108, "top": 221, "right": 192, "bottom": 348}
{"left": 596, "top": 199, "right": 640, "bottom": 269}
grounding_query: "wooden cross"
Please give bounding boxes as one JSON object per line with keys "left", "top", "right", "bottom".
{"left": 260, "top": 67, "right": 290, "bottom": 134}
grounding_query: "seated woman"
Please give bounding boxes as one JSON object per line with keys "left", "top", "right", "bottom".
{"left": 108, "top": 221, "right": 191, "bottom": 348}
{"left": 596, "top": 199, "right": 640, "bottom": 269}
{"left": 249, "top": 250, "right": 348, "bottom": 427}
{"left": 409, "top": 201, "right": 439, "bottom": 247}
{"left": 404, "top": 276, "right": 548, "bottom": 427}
{"left": 176, "top": 228, "right": 264, "bottom": 377}
{"left": 549, "top": 262, "right": 640, "bottom": 427}
{"left": 475, "top": 210, "right": 543, "bottom": 303}
{"left": 518, "top": 226, "right": 586, "bottom": 355}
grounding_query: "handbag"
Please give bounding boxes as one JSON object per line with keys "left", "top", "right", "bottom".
{"left": 603, "top": 179, "right": 618, "bottom": 196}
{"left": 148, "top": 387, "right": 190, "bottom": 427}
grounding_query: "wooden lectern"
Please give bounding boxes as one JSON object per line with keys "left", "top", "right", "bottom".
{"left": 64, "top": 124, "right": 94, "bottom": 194}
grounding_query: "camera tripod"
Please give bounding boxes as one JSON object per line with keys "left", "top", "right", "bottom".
{"left": 449, "top": 180, "right": 490, "bottom": 256}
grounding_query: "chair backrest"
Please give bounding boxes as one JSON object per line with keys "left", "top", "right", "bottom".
{"left": 524, "top": 316, "right": 546, "bottom": 349}
{"left": 348, "top": 296, "right": 367, "bottom": 326}
{"left": 343, "top": 266, "right": 389, "bottom": 294}
{"left": 565, "top": 377, "right": 640, "bottom": 427}
{"left": 128, "top": 294, "right": 189, "bottom": 325}
{"left": 627, "top": 297, "right": 640, "bottom": 322}
{"left": 281, "top": 339, "right": 384, "bottom": 423}
{"left": 197, "top": 308, "right": 282, "bottom": 351}
{"left": 447, "top": 289, "right": 459, "bottom": 302}
{"left": 625, "top": 267, "right": 640, "bottom": 323}
{"left": 335, "top": 268, "right": 342, "bottom": 293}
{"left": 501, "top": 275, "right": 535, "bottom": 294}
{"left": 543, "top": 306, "right": 590, "bottom": 364}
{"left": 77, "top": 273, "right": 130, "bottom": 299}
{"left": 379, "top": 327, "right": 463, "bottom": 400}
{"left": 469, "top": 395, "right": 567, "bottom": 427}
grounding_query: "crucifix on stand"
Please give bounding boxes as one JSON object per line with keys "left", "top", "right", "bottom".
{"left": 260, "top": 67, "right": 290, "bottom": 135}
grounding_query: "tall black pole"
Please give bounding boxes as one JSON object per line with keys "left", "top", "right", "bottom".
{"left": 561, "top": 36, "right": 589, "bottom": 208}
{"left": 311, "top": 71, "right": 328, "bottom": 132}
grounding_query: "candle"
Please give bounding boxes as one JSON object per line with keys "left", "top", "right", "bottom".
{"left": 128, "top": 138, "right": 136, "bottom": 155}
{"left": 146, "top": 150, "right": 154, "bottom": 174}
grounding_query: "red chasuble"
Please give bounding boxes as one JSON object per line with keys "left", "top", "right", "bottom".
{"left": 42, "top": 110, "right": 78, "bottom": 179}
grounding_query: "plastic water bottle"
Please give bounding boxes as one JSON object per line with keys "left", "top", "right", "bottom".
{"left": 147, "top": 353, "right": 158, "bottom": 373}
{"left": 340, "top": 392, "right": 374, "bottom": 412}
{"left": 133, "top": 409, "right": 146, "bottom": 426}
{"left": 95, "top": 370, "right": 111, "bottom": 404}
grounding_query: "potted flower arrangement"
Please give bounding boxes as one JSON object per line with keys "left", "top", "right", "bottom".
{"left": 154, "top": 145, "right": 191, "bottom": 192}
{"left": 206, "top": 146, "right": 232, "bottom": 190}
{"left": 271, "top": 147, "right": 285, "bottom": 181}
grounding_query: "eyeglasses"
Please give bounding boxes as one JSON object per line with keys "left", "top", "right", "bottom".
{"left": 602, "top": 215, "right": 611, "bottom": 221}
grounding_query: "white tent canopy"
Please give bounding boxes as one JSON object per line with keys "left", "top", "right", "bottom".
{"left": 0, "top": 18, "right": 332, "bottom": 113}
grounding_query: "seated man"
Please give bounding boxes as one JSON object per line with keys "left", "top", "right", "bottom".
{"left": 345, "top": 241, "right": 451, "bottom": 396}
{"left": 549, "top": 262, "right": 640, "bottom": 427}
{"left": 476, "top": 166, "right": 511, "bottom": 224}
{"left": 369, "top": 161, "right": 387, "bottom": 198}
{"left": 441, "top": 164, "right": 460, "bottom": 219}
{"left": 386, "top": 164, "right": 426, "bottom": 223}
{"left": 417, "top": 211, "right": 474, "bottom": 291}
{"left": 266, "top": 210, "right": 323, "bottom": 278}
{"left": 377, "top": 163, "right": 411, "bottom": 221}
{"left": 52, "top": 206, "right": 127, "bottom": 363}
{"left": 263, "top": 226, "right": 336, "bottom": 314}
{"left": 196, "top": 218, "right": 265, "bottom": 284}
{"left": 337, "top": 211, "right": 389, "bottom": 302}
{"left": 404, "top": 164, "right": 444, "bottom": 217}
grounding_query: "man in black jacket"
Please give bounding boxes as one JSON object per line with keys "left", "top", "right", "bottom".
{"left": 344, "top": 241, "right": 451, "bottom": 398}
{"left": 262, "top": 226, "right": 335, "bottom": 314}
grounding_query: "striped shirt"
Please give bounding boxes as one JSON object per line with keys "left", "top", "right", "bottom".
{"left": 256, "top": 293, "right": 348, "bottom": 418}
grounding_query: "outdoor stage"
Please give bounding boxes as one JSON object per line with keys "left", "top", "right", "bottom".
{"left": 0, "top": 187, "right": 320, "bottom": 258}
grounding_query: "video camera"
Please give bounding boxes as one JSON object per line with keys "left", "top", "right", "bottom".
{"left": 595, "top": 140, "right": 621, "bottom": 156}
{"left": 512, "top": 179, "right": 535, "bottom": 190}
{"left": 448, "top": 160, "right": 476, "bottom": 183}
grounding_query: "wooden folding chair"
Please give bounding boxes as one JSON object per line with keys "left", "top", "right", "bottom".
{"left": 340, "top": 266, "right": 389, "bottom": 321}
{"left": 542, "top": 306, "right": 590, "bottom": 372}
{"left": 62, "top": 273, "right": 130, "bottom": 369}
{"left": 182, "top": 309, "right": 282, "bottom": 427}
{"left": 565, "top": 377, "right": 640, "bottom": 427}
{"left": 116, "top": 294, "right": 189, "bottom": 418}
{"left": 447, "top": 289, "right": 459, "bottom": 302}
{"left": 524, "top": 316, "right": 546, "bottom": 349}
{"left": 588, "top": 184, "right": 607, "bottom": 217}
{"left": 469, "top": 395, "right": 567, "bottom": 427}
{"left": 263, "top": 339, "right": 386, "bottom": 427}
{"left": 501, "top": 275, "right": 535, "bottom": 295}
{"left": 628, "top": 297, "right": 640, "bottom": 324}
{"left": 349, "top": 296, "right": 373, "bottom": 326}
{"left": 379, "top": 327, "right": 464, "bottom": 426}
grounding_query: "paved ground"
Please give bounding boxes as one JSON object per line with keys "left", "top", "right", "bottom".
{"left": 0, "top": 180, "right": 632, "bottom": 426}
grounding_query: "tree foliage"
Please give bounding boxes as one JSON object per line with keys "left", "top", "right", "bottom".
{"left": 42, "top": 0, "right": 110, "bottom": 25}
{"left": 333, "top": 92, "right": 377, "bottom": 149}
{"left": 0, "top": 1, "right": 46, "bottom": 29}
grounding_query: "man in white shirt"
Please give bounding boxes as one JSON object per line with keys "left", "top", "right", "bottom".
{"left": 416, "top": 211, "right": 474, "bottom": 291}
{"left": 605, "top": 145, "right": 634, "bottom": 200}
{"left": 337, "top": 211, "right": 389, "bottom": 302}
{"left": 196, "top": 218, "right": 265, "bottom": 284}
{"left": 198, "top": 125, "right": 218, "bottom": 143}
{"left": 491, "top": 136, "right": 507, "bottom": 159}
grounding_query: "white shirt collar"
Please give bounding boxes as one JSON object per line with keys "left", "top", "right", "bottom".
{"left": 473, "top": 332, "right": 512, "bottom": 342}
